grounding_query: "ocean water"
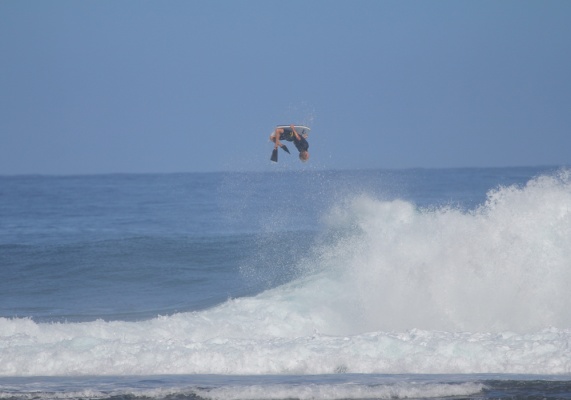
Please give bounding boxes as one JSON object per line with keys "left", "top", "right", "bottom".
{"left": 1, "top": 167, "right": 571, "bottom": 399}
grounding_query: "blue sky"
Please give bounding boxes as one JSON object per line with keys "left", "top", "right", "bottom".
{"left": 1, "top": 0, "right": 570, "bottom": 174}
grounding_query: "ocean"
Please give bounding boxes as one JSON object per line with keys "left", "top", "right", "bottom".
{"left": 1, "top": 167, "right": 571, "bottom": 399}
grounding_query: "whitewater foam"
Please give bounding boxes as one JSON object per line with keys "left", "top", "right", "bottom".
{"left": 2, "top": 313, "right": 571, "bottom": 376}
{"left": 193, "top": 381, "right": 485, "bottom": 400}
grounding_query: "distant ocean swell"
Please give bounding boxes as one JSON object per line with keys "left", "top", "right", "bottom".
{"left": 1, "top": 170, "right": 571, "bottom": 376}
{"left": 0, "top": 377, "right": 487, "bottom": 400}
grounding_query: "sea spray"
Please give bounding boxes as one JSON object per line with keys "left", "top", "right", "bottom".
{"left": 316, "top": 170, "right": 571, "bottom": 333}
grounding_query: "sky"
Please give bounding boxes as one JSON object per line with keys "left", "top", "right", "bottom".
{"left": 1, "top": 0, "right": 570, "bottom": 175}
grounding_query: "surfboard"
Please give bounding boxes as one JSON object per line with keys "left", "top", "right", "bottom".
{"left": 275, "top": 125, "right": 311, "bottom": 138}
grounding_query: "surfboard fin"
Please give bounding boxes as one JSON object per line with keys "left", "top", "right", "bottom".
{"left": 280, "top": 144, "right": 291, "bottom": 154}
{"left": 270, "top": 148, "right": 278, "bottom": 162}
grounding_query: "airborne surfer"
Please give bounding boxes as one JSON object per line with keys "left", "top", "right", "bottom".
{"left": 270, "top": 124, "right": 310, "bottom": 162}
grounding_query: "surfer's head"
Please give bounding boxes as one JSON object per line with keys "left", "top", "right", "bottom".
{"left": 299, "top": 151, "right": 310, "bottom": 162}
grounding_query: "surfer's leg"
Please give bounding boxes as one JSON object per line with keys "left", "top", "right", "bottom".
{"left": 270, "top": 128, "right": 284, "bottom": 146}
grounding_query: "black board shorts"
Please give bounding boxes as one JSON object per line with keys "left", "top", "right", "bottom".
{"left": 278, "top": 128, "right": 295, "bottom": 141}
{"left": 276, "top": 127, "right": 309, "bottom": 152}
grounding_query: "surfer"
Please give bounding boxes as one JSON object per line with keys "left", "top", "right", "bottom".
{"left": 270, "top": 124, "right": 310, "bottom": 162}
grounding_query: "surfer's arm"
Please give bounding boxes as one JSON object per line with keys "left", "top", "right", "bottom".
{"left": 290, "top": 125, "right": 301, "bottom": 141}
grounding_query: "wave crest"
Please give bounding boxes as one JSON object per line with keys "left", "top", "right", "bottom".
{"left": 314, "top": 170, "right": 571, "bottom": 333}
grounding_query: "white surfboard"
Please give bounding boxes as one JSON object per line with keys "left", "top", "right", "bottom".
{"left": 275, "top": 125, "right": 311, "bottom": 138}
